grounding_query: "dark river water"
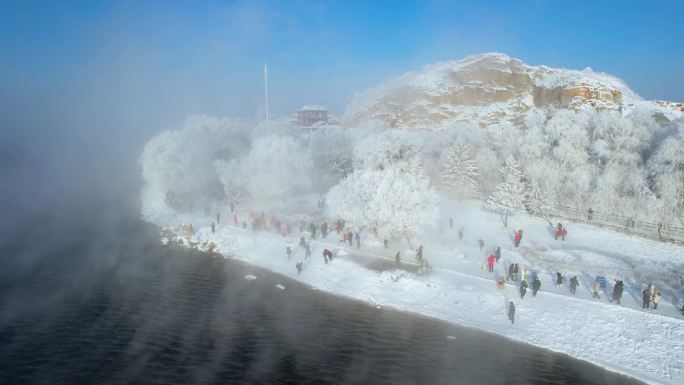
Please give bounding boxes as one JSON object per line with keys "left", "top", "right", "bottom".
{"left": 0, "top": 214, "right": 642, "bottom": 385}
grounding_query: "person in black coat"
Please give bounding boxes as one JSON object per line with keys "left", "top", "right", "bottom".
{"left": 513, "top": 264, "right": 519, "bottom": 281}
{"left": 395, "top": 251, "right": 401, "bottom": 267}
{"left": 556, "top": 272, "right": 564, "bottom": 288}
{"left": 508, "top": 301, "right": 515, "bottom": 324}
{"left": 642, "top": 288, "right": 651, "bottom": 309}
{"left": 610, "top": 280, "right": 624, "bottom": 304}
{"left": 507, "top": 263, "right": 514, "bottom": 281}
{"left": 494, "top": 247, "right": 501, "bottom": 263}
{"left": 569, "top": 276, "right": 578, "bottom": 294}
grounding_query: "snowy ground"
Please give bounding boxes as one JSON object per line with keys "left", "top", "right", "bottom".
{"left": 147, "top": 197, "right": 684, "bottom": 385}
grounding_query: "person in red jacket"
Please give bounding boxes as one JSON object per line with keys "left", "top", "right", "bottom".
{"left": 514, "top": 230, "right": 523, "bottom": 247}
{"left": 487, "top": 254, "right": 495, "bottom": 273}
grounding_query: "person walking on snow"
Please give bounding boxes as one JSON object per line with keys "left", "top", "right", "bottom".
{"left": 507, "top": 263, "right": 515, "bottom": 281}
{"left": 513, "top": 264, "right": 519, "bottom": 281}
{"left": 569, "top": 276, "right": 578, "bottom": 295}
{"left": 321, "top": 222, "right": 328, "bottom": 238}
{"left": 487, "top": 254, "right": 495, "bottom": 273}
{"left": 653, "top": 291, "right": 661, "bottom": 310}
{"left": 556, "top": 271, "right": 564, "bottom": 288}
{"left": 478, "top": 239, "right": 484, "bottom": 251}
{"left": 299, "top": 237, "right": 306, "bottom": 249}
{"left": 304, "top": 242, "right": 311, "bottom": 259}
{"left": 286, "top": 246, "right": 292, "bottom": 259}
{"left": 216, "top": 212, "right": 221, "bottom": 224}
{"left": 592, "top": 279, "right": 602, "bottom": 299}
{"left": 554, "top": 223, "right": 564, "bottom": 240}
{"left": 494, "top": 247, "right": 501, "bottom": 263}
{"left": 211, "top": 222, "right": 215, "bottom": 234}
{"left": 520, "top": 280, "right": 528, "bottom": 300}
{"left": 642, "top": 287, "right": 652, "bottom": 309}
{"left": 521, "top": 267, "right": 528, "bottom": 282}
{"left": 395, "top": 251, "right": 401, "bottom": 267}
{"left": 355, "top": 232, "right": 360, "bottom": 249}
{"left": 532, "top": 276, "right": 541, "bottom": 297}
{"left": 508, "top": 301, "right": 515, "bottom": 324}
{"left": 323, "top": 249, "right": 333, "bottom": 264}
{"left": 458, "top": 227, "right": 464, "bottom": 240}
{"left": 610, "top": 280, "right": 624, "bottom": 304}
{"left": 347, "top": 231, "right": 353, "bottom": 247}
{"left": 514, "top": 230, "right": 523, "bottom": 247}
{"left": 233, "top": 214, "right": 238, "bottom": 226}
{"left": 296, "top": 261, "right": 303, "bottom": 275}
{"left": 309, "top": 222, "right": 317, "bottom": 239}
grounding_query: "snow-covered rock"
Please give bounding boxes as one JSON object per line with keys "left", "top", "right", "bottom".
{"left": 344, "top": 53, "right": 682, "bottom": 129}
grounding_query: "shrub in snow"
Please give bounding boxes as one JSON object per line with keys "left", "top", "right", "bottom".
{"left": 327, "top": 167, "right": 437, "bottom": 243}
{"left": 487, "top": 155, "right": 527, "bottom": 227}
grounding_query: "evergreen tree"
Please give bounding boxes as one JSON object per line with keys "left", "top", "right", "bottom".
{"left": 443, "top": 139, "right": 480, "bottom": 198}
{"left": 487, "top": 156, "right": 527, "bottom": 227}
{"left": 527, "top": 180, "right": 556, "bottom": 216}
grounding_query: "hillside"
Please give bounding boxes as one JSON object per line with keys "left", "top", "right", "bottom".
{"left": 344, "top": 53, "right": 683, "bottom": 129}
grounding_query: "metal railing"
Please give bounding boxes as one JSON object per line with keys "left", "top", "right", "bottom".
{"left": 453, "top": 186, "right": 684, "bottom": 245}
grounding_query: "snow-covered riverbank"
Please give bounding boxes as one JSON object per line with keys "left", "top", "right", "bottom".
{"left": 147, "top": 198, "right": 684, "bottom": 385}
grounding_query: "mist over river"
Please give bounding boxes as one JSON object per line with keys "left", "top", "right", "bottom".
{"left": 0, "top": 205, "right": 642, "bottom": 385}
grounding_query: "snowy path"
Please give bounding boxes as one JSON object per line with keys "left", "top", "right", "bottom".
{"left": 149, "top": 199, "right": 684, "bottom": 385}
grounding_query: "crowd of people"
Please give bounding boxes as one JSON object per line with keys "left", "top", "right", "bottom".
{"left": 188, "top": 200, "right": 679, "bottom": 324}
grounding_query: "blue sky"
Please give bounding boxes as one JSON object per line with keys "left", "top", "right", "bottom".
{"left": 1, "top": 0, "right": 683, "bottom": 121}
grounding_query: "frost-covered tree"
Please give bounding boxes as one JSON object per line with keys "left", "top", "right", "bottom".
{"left": 353, "top": 130, "right": 425, "bottom": 176}
{"left": 527, "top": 180, "right": 556, "bottom": 217}
{"left": 442, "top": 139, "right": 479, "bottom": 198}
{"left": 327, "top": 168, "right": 437, "bottom": 243}
{"left": 487, "top": 156, "right": 526, "bottom": 227}
{"left": 139, "top": 116, "right": 251, "bottom": 219}
{"left": 220, "top": 135, "right": 313, "bottom": 202}
{"left": 308, "top": 126, "right": 355, "bottom": 193}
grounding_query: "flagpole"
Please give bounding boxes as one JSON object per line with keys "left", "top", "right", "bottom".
{"left": 264, "top": 60, "right": 269, "bottom": 123}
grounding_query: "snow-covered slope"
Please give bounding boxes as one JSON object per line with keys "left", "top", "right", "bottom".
{"left": 152, "top": 197, "right": 684, "bottom": 385}
{"left": 344, "top": 53, "right": 683, "bottom": 128}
